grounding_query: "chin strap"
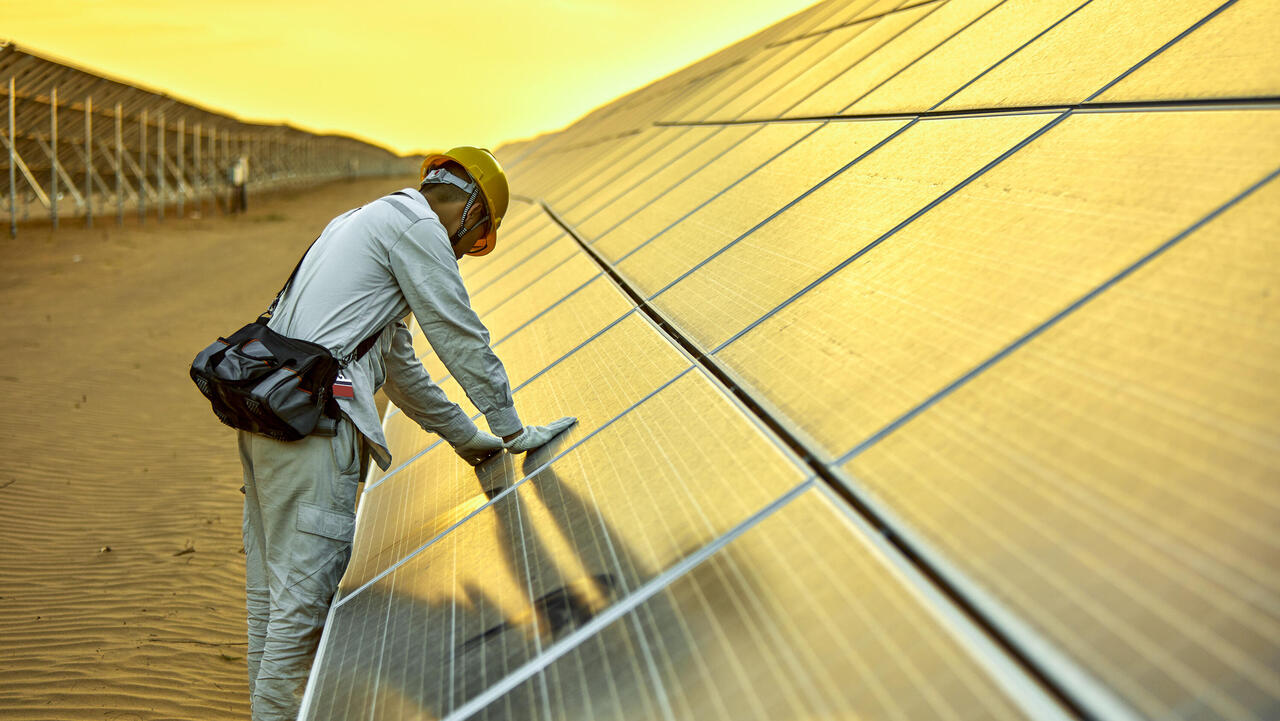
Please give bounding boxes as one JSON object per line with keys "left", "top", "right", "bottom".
{"left": 423, "top": 167, "right": 488, "bottom": 244}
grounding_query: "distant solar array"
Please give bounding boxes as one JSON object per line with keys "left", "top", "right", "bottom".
{"left": 301, "top": 1, "right": 1280, "bottom": 719}
{"left": 0, "top": 43, "right": 414, "bottom": 237}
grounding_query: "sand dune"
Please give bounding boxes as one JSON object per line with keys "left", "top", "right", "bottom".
{"left": 0, "top": 177, "right": 412, "bottom": 720}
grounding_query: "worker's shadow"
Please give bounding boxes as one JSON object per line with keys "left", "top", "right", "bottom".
{"left": 311, "top": 428, "right": 765, "bottom": 719}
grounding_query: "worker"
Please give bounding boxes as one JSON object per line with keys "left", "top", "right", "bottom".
{"left": 236, "top": 146, "right": 575, "bottom": 721}
{"left": 229, "top": 155, "right": 249, "bottom": 213}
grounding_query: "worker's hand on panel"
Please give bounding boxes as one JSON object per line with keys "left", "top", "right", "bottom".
{"left": 450, "top": 428, "right": 505, "bottom": 466}
{"left": 503, "top": 417, "right": 578, "bottom": 453}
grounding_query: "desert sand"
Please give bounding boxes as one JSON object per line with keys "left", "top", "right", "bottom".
{"left": 0, "top": 176, "right": 412, "bottom": 720}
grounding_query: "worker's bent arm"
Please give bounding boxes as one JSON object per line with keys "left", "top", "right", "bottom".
{"left": 382, "top": 321, "right": 480, "bottom": 445}
{"left": 388, "top": 222, "right": 523, "bottom": 438}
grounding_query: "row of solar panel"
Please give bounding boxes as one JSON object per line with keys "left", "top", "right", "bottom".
{"left": 303, "top": 0, "right": 1279, "bottom": 718}
{"left": 315, "top": 158, "right": 1277, "bottom": 721}
{"left": 309, "top": 202, "right": 1064, "bottom": 718}
{"left": 498, "top": 0, "right": 1274, "bottom": 164}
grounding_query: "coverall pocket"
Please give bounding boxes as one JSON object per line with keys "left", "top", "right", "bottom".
{"left": 287, "top": 502, "right": 355, "bottom": 594}
{"left": 329, "top": 422, "right": 362, "bottom": 510}
{"left": 330, "top": 421, "right": 361, "bottom": 477}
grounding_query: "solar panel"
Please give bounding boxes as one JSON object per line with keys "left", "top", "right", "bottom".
{"left": 1091, "top": 0, "right": 1280, "bottom": 102}
{"left": 468, "top": 235, "right": 581, "bottom": 317}
{"left": 714, "top": 109, "right": 1280, "bottom": 459}
{"left": 459, "top": 488, "right": 1059, "bottom": 721}
{"left": 842, "top": 176, "right": 1280, "bottom": 720}
{"left": 847, "top": 0, "right": 1092, "bottom": 114}
{"left": 573, "top": 126, "right": 757, "bottom": 242}
{"left": 651, "top": 114, "right": 1052, "bottom": 350}
{"left": 590, "top": 124, "right": 817, "bottom": 262}
{"left": 770, "top": 0, "right": 913, "bottom": 47}
{"left": 470, "top": 254, "right": 600, "bottom": 342}
{"left": 936, "top": 0, "right": 1232, "bottom": 111}
{"left": 308, "top": 370, "right": 811, "bottom": 719}
{"left": 559, "top": 127, "right": 724, "bottom": 228}
{"left": 460, "top": 213, "right": 559, "bottom": 294}
{"left": 345, "top": 314, "right": 693, "bottom": 594}
{"left": 772, "top": 1, "right": 953, "bottom": 119}
{"left": 616, "top": 120, "right": 914, "bottom": 296}
{"left": 302, "top": 1, "right": 1280, "bottom": 718}
{"left": 421, "top": 275, "right": 632, "bottom": 386}
{"left": 749, "top": 12, "right": 927, "bottom": 120}
{"left": 691, "top": 15, "right": 890, "bottom": 124}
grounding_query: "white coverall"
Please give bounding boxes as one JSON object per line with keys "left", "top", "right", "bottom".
{"left": 239, "top": 188, "right": 523, "bottom": 720}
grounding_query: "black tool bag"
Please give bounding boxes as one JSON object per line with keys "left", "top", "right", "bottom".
{"left": 190, "top": 238, "right": 377, "bottom": 441}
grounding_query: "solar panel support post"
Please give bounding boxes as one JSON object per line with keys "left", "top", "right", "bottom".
{"left": 220, "top": 129, "right": 228, "bottom": 214}
{"left": 208, "top": 126, "right": 216, "bottom": 204}
{"left": 84, "top": 96, "right": 92, "bottom": 229}
{"left": 193, "top": 122, "right": 202, "bottom": 215}
{"left": 8, "top": 76, "right": 15, "bottom": 239}
{"left": 176, "top": 116, "right": 185, "bottom": 219}
{"left": 50, "top": 86, "right": 58, "bottom": 230}
{"left": 138, "top": 109, "right": 146, "bottom": 223}
{"left": 208, "top": 126, "right": 216, "bottom": 205}
{"left": 156, "top": 112, "right": 164, "bottom": 221}
{"left": 114, "top": 103, "right": 123, "bottom": 226}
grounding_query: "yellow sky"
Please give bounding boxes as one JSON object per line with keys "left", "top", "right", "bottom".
{"left": 1, "top": 0, "right": 818, "bottom": 156}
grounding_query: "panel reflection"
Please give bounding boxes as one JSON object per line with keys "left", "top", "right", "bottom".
{"left": 307, "top": 371, "right": 808, "bottom": 719}
{"left": 344, "top": 314, "right": 688, "bottom": 596}
{"left": 472, "top": 489, "right": 1039, "bottom": 721}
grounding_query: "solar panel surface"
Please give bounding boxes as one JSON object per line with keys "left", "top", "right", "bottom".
{"left": 302, "top": 1, "right": 1280, "bottom": 719}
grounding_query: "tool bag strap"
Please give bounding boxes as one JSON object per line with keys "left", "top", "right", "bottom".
{"left": 260, "top": 230, "right": 380, "bottom": 367}
{"left": 260, "top": 235, "right": 320, "bottom": 324}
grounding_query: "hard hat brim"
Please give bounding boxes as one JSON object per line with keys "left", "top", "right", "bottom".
{"left": 466, "top": 231, "right": 496, "bottom": 256}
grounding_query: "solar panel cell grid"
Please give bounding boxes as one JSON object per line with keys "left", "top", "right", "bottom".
{"left": 460, "top": 213, "right": 559, "bottom": 292}
{"left": 773, "top": 0, "right": 907, "bottom": 46}
{"left": 738, "top": 12, "right": 923, "bottom": 121}
{"left": 714, "top": 109, "right": 1280, "bottom": 459}
{"left": 546, "top": 129, "right": 684, "bottom": 221}
{"left": 615, "top": 119, "right": 909, "bottom": 297}
{"left": 936, "top": 0, "right": 1231, "bottom": 111}
{"left": 558, "top": 127, "right": 723, "bottom": 228}
{"left": 659, "top": 42, "right": 813, "bottom": 124}
{"left": 543, "top": 129, "right": 668, "bottom": 210}
{"left": 303, "top": 1, "right": 1279, "bottom": 717}
{"left": 651, "top": 113, "right": 1049, "bottom": 350}
{"left": 843, "top": 177, "right": 1280, "bottom": 721}
{"left": 470, "top": 255, "right": 600, "bottom": 343}
{"left": 783, "top": 0, "right": 1009, "bottom": 119}
{"left": 661, "top": 1, "right": 869, "bottom": 123}
{"left": 469, "top": 489, "right": 1041, "bottom": 721}
{"left": 1091, "top": 0, "right": 1280, "bottom": 102}
{"left": 708, "top": 8, "right": 929, "bottom": 124}
{"left": 344, "top": 313, "right": 691, "bottom": 594}
{"left": 468, "top": 234, "right": 580, "bottom": 316}
{"left": 573, "top": 126, "right": 758, "bottom": 243}
{"left": 847, "top": 0, "right": 1091, "bottom": 114}
{"left": 313, "top": 371, "right": 809, "bottom": 719}
{"left": 369, "top": 410, "right": 435, "bottom": 485}
{"left": 590, "top": 123, "right": 820, "bottom": 263}
{"left": 421, "top": 275, "right": 632, "bottom": 386}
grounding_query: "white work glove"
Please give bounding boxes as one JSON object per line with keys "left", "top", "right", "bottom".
{"left": 504, "top": 417, "right": 578, "bottom": 454}
{"left": 450, "top": 428, "right": 505, "bottom": 466}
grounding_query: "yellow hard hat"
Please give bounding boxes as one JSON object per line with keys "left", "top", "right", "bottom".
{"left": 419, "top": 146, "right": 509, "bottom": 256}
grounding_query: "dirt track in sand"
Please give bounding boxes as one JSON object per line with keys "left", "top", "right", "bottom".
{"left": 0, "top": 176, "right": 412, "bottom": 720}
